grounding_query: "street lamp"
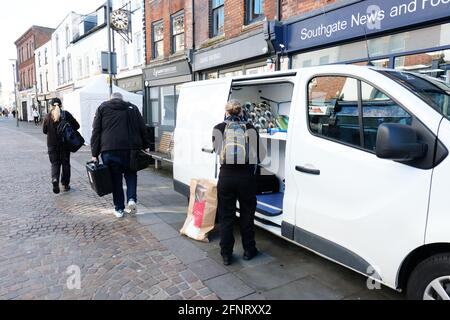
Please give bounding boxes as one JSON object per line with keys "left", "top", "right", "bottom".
{"left": 9, "top": 59, "right": 19, "bottom": 128}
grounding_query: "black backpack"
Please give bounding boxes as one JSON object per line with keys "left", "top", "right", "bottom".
{"left": 57, "top": 111, "right": 85, "bottom": 153}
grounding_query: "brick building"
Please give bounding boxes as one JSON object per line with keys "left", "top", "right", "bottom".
{"left": 14, "top": 26, "right": 54, "bottom": 121}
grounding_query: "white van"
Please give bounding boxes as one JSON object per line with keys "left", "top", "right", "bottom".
{"left": 173, "top": 65, "right": 450, "bottom": 300}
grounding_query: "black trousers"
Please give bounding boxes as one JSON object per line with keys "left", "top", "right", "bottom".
{"left": 48, "top": 149, "right": 71, "bottom": 186}
{"left": 217, "top": 175, "right": 257, "bottom": 257}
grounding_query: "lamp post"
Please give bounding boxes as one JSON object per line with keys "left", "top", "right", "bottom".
{"left": 106, "top": 0, "right": 113, "bottom": 96}
{"left": 9, "top": 59, "right": 19, "bottom": 128}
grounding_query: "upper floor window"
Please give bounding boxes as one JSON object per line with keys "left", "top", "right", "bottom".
{"left": 245, "top": 0, "right": 264, "bottom": 24}
{"left": 308, "top": 75, "right": 412, "bottom": 151}
{"left": 38, "top": 52, "right": 41, "bottom": 67}
{"left": 171, "top": 11, "right": 185, "bottom": 54}
{"left": 65, "top": 25, "right": 71, "bottom": 47}
{"left": 211, "top": 0, "right": 224, "bottom": 37}
{"left": 135, "top": 32, "right": 143, "bottom": 65}
{"left": 67, "top": 55, "right": 72, "bottom": 81}
{"left": 152, "top": 21, "right": 164, "bottom": 59}
{"left": 55, "top": 34, "right": 60, "bottom": 56}
{"left": 44, "top": 48, "right": 48, "bottom": 64}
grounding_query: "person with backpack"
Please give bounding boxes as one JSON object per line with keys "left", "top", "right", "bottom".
{"left": 43, "top": 98, "right": 80, "bottom": 194}
{"left": 91, "top": 92, "right": 151, "bottom": 219}
{"left": 212, "top": 100, "right": 266, "bottom": 266}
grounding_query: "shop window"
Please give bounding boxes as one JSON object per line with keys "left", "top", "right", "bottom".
{"left": 150, "top": 87, "right": 159, "bottom": 125}
{"left": 171, "top": 11, "right": 185, "bottom": 54}
{"left": 161, "top": 86, "right": 176, "bottom": 127}
{"left": 308, "top": 76, "right": 412, "bottom": 151}
{"left": 245, "top": 0, "right": 264, "bottom": 25}
{"left": 211, "top": 0, "right": 224, "bottom": 37}
{"left": 394, "top": 49, "right": 450, "bottom": 83}
{"left": 152, "top": 21, "right": 164, "bottom": 59}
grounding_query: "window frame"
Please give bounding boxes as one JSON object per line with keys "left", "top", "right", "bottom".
{"left": 171, "top": 11, "right": 185, "bottom": 54}
{"left": 211, "top": 0, "right": 224, "bottom": 37}
{"left": 152, "top": 20, "right": 164, "bottom": 59}
{"left": 306, "top": 73, "right": 417, "bottom": 154}
{"left": 245, "top": 0, "right": 265, "bottom": 25}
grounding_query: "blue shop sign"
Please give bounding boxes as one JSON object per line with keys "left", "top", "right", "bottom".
{"left": 282, "top": 0, "right": 450, "bottom": 52}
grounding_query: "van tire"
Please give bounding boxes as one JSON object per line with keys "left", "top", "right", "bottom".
{"left": 406, "top": 253, "right": 450, "bottom": 300}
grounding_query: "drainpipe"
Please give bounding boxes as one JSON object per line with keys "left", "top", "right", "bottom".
{"left": 275, "top": 0, "right": 282, "bottom": 70}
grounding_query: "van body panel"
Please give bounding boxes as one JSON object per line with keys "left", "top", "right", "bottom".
{"left": 173, "top": 78, "right": 232, "bottom": 188}
{"left": 289, "top": 65, "right": 440, "bottom": 287}
{"left": 427, "top": 118, "right": 450, "bottom": 245}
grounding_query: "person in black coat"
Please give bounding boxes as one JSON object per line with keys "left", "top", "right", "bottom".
{"left": 43, "top": 98, "right": 80, "bottom": 194}
{"left": 91, "top": 92, "right": 151, "bottom": 219}
{"left": 212, "top": 100, "right": 266, "bottom": 266}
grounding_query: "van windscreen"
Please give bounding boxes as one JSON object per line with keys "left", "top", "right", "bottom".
{"left": 378, "top": 70, "right": 450, "bottom": 120}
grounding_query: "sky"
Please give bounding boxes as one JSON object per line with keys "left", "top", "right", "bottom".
{"left": 0, "top": 0, "right": 105, "bottom": 101}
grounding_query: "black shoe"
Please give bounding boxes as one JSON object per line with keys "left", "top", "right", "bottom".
{"left": 222, "top": 255, "right": 233, "bottom": 266}
{"left": 52, "top": 181, "right": 60, "bottom": 194}
{"left": 243, "top": 249, "right": 259, "bottom": 261}
{"left": 62, "top": 185, "right": 71, "bottom": 192}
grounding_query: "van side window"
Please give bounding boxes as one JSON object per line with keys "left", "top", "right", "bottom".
{"left": 308, "top": 76, "right": 413, "bottom": 152}
{"left": 308, "top": 76, "right": 361, "bottom": 148}
{"left": 361, "top": 82, "right": 412, "bottom": 151}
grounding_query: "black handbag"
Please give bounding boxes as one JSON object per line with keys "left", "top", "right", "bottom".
{"left": 126, "top": 106, "right": 152, "bottom": 172}
{"left": 129, "top": 149, "right": 153, "bottom": 172}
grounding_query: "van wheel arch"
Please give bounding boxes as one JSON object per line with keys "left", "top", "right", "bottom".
{"left": 397, "top": 243, "right": 450, "bottom": 291}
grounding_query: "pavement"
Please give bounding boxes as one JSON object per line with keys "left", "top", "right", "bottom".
{"left": 0, "top": 116, "right": 404, "bottom": 300}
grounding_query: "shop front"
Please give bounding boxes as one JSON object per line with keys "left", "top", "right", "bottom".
{"left": 117, "top": 75, "right": 144, "bottom": 95}
{"left": 143, "top": 59, "right": 192, "bottom": 139}
{"left": 266, "top": 0, "right": 450, "bottom": 83}
{"left": 193, "top": 31, "right": 275, "bottom": 81}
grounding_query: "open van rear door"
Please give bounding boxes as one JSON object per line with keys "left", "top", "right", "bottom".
{"left": 174, "top": 78, "right": 232, "bottom": 196}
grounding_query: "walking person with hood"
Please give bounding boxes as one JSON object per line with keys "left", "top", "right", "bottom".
{"left": 212, "top": 100, "right": 266, "bottom": 266}
{"left": 91, "top": 92, "right": 151, "bottom": 219}
{"left": 43, "top": 98, "right": 80, "bottom": 194}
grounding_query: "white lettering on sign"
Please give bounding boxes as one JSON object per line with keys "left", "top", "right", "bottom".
{"left": 153, "top": 66, "right": 177, "bottom": 78}
{"left": 298, "top": 0, "right": 449, "bottom": 42}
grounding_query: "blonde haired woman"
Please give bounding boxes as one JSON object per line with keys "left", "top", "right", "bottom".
{"left": 43, "top": 98, "right": 80, "bottom": 194}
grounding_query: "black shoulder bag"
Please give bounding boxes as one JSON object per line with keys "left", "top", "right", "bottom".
{"left": 126, "top": 106, "right": 152, "bottom": 172}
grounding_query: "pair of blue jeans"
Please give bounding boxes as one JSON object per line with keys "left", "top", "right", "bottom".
{"left": 102, "top": 150, "right": 137, "bottom": 211}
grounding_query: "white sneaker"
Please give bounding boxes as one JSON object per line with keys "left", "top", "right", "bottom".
{"left": 114, "top": 209, "right": 124, "bottom": 219}
{"left": 127, "top": 200, "right": 137, "bottom": 215}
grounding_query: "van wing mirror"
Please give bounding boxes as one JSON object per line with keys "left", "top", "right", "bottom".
{"left": 376, "top": 123, "right": 427, "bottom": 161}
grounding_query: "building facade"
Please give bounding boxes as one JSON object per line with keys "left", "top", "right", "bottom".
{"left": 51, "top": 12, "right": 83, "bottom": 98}
{"left": 114, "top": 0, "right": 146, "bottom": 95}
{"left": 35, "top": 40, "right": 54, "bottom": 115}
{"left": 143, "top": 0, "right": 193, "bottom": 137}
{"left": 143, "top": 0, "right": 280, "bottom": 137}
{"left": 266, "top": 0, "right": 450, "bottom": 83}
{"left": 14, "top": 26, "right": 54, "bottom": 121}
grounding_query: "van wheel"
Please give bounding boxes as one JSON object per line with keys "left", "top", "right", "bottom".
{"left": 406, "top": 254, "right": 450, "bottom": 300}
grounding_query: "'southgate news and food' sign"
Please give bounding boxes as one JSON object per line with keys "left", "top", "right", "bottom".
{"left": 286, "top": 0, "right": 450, "bottom": 52}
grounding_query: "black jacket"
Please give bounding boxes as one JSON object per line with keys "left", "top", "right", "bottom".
{"left": 43, "top": 110, "right": 80, "bottom": 151}
{"left": 213, "top": 120, "right": 266, "bottom": 177}
{"left": 91, "top": 98, "right": 151, "bottom": 158}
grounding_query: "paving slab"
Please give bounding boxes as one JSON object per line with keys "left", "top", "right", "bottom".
{"left": 264, "top": 277, "right": 344, "bottom": 300}
{"left": 187, "top": 258, "right": 229, "bottom": 281}
{"left": 161, "top": 237, "right": 207, "bottom": 265}
{"left": 204, "top": 273, "right": 255, "bottom": 300}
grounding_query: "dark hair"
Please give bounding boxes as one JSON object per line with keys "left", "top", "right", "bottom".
{"left": 50, "top": 98, "right": 62, "bottom": 107}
